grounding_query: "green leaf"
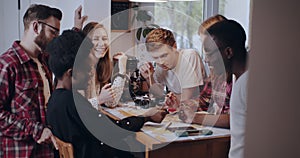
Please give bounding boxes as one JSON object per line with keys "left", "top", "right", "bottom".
{"left": 136, "top": 28, "right": 142, "bottom": 40}
{"left": 142, "top": 28, "right": 149, "bottom": 38}
{"left": 143, "top": 27, "right": 156, "bottom": 38}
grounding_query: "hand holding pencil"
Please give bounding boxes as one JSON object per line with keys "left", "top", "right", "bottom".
{"left": 164, "top": 92, "right": 180, "bottom": 111}
{"left": 139, "top": 62, "right": 155, "bottom": 85}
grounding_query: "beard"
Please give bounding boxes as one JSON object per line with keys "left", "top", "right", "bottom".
{"left": 34, "top": 27, "right": 51, "bottom": 51}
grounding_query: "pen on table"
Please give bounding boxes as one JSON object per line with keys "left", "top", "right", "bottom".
{"left": 165, "top": 122, "right": 172, "bottom": 130}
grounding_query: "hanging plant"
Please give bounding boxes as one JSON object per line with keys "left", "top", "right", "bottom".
{"left": 136, "top": 24, "right": 160, "bottom": 41}
{"left": 132, "top": 6, "right": 159, "bottom": 43}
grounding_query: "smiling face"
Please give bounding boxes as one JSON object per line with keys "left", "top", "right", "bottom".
{"left": 149, "top": 44, "right": 178, "bottom": 70}
{"left": 90, "top": 27, "right": 109, "bottom": 59}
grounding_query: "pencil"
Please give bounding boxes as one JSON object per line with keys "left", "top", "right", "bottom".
{"left": 165, "top": 122, "right": 172, "bottom": 130}
{"left": 148, "top": 68, "right": 152, "bottom": 87}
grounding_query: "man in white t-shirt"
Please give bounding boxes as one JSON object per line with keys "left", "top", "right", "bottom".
{"left": 203, "top": 20, "right": 248, "bottom": 158}
{"left": 139, "top": 28, "right": 204, "bottom": 106}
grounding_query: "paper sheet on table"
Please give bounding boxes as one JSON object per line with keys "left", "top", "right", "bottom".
{"left": 141, "top": 125, "right": 230, "bottom": 143}
{"left": 141, "top": 114, "right": 230, "bottom": 143}
{"left": 102, "top": 106, "right": 150, "bottom": 119}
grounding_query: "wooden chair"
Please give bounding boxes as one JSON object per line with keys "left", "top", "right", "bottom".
{"left": 54, "top": 136, "right": 74, "bottom": 158}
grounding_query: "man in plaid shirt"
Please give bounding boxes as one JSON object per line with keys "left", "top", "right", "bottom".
{"left": 0, "top": 4, "right": 88, "bottom": 157}
{"left": 0, "top": 4, "right": 61, "bottom": 158}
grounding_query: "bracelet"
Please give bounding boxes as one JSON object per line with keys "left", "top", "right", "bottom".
{"left": 116, "top": 72, "right": 126, "bottom": 78}
{"left": 72, "top": 27, "right": 81, "bottom": 32}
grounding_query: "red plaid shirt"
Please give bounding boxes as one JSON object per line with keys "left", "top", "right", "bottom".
{"left": 0, "top": 41, "right": 54, "bottom": 157}
{"left": 199, "top": 74, "right": 232, "bottom": 114}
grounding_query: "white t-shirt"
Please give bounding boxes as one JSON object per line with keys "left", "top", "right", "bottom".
{"left": 154, "top": 49, "right": 203, "bottom": 94}
{"left": 229, "top": 71, "right": 248, "bottom": 158}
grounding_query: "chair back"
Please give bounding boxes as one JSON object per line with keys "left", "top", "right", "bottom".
{"left": 54, "top": 136, "right": 74, "bottom": 158}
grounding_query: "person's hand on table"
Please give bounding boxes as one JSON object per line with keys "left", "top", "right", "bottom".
{"left": 178, "top": 100, "right": 198, "bottom": 123}
{"left": 178, "top": 106, "right": 195, "bottom": 124}
{"left": 143, "top": 107, "right": 168, "bottom": 123}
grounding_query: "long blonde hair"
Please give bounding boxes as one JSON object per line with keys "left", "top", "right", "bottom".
{"left": 83, "top": 22, "right": 112, "bottom": 89}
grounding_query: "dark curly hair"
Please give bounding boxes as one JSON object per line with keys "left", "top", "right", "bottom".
{"left": 207, "top": 20, "right": 247, "bottom": 62}
{"left": 46, "top": 30, "right": 93, "bottom": 79}
{"left": 23, "top": 4, "right": 62, "bottom": 30}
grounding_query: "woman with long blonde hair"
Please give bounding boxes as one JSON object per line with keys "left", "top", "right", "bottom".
{"left": 82, "top": 22, "right": 127, "bottom": 109}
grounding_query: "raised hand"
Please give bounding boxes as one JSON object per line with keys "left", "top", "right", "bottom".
{"left": 74, "top": 5, "right": 88, "bottom": 30}
{"left": 113, "top": 52, "right": 128, "bottom": 75}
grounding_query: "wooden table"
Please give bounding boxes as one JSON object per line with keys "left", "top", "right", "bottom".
{"left": 102, "top": 105, "right": 230, "bottom": 158}
{"left": 136, "top": 130, "right": 230, "bottom": 158}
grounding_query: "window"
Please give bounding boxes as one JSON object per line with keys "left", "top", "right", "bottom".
{"left": 219, "top": 0, "right": 251, "bottom": 47}
{"left": 152, "top": 0, "right": 250, "bottom": 48}
{"left": 133, "top": 0, "right": 250, "bottom": 64}
{"left": 154, "top": 1, "right": 204, "bottom": 50}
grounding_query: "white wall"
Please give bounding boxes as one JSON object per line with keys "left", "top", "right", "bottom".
{"left": 57, "top": 0, "right": 84, "bottom": 31}
{"left": 0, "top": 0, "right": 20, "bottom": 53}
{"left": 84, "top": 0, "right": 111, "bottom": 33}
{"left": 0, "top": 0, "right": 4, "bottom": 53}
{"left": 245, "top": 0, "right": 300, "bottom": 157}
{"left": 0, "top": 0, "right": 110, "bottom": 54}
{"left": 223, "top": 0, "right": 251, "bottom": 46}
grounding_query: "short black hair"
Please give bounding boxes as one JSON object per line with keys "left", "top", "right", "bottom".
{"left": 207, "top": 20, "right": 247, "bottom": 61}
{"left": 46, "top": 30, "right": 93, "bottom": 79}
{"left": 23, "top": 4, "right": 62, "bottom": 30}
{"left": 207, "top": 20, "right": 246, "bottom": 49}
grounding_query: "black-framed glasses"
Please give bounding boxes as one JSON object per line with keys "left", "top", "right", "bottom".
{"left": 38, "top": 21, "right": 59, "bottom": 36}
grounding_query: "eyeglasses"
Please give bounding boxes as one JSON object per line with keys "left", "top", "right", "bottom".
{"left": 38, "top": 21, "right": 59, "bottom": 36}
